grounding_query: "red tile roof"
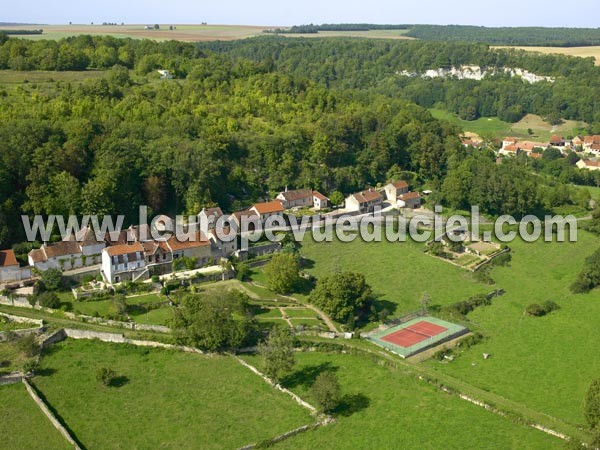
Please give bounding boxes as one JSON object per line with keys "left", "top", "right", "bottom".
{"left": 252, "top": 201, "right": 284, "bottom": 215}
{"left": 399, "top": 192, "right": 421, "bottom": 201}
{"left": 503, "top": 145, "right": 519, "bottom": 152}
{"left": 352, "top": 189, "right": 382, "bottom": 204}
{"left": 279, "top": 189, "right": 313, "bottom": 202}
{"left": 390, "top": 181, "right": 409, "bottom": 190}
{"left": 550, "top": 135, "right": 564, "bottom": 144}
{"left": 166, "top": 231, "right": 210, "bottom": 251}
{"left": 0, "top": 250, "right": 18, "bottom": 268}
{"left": 28, "top": 248, "right": 46, "bottom": 263}
{"left": 312, "top": 190, "right": 328, "bottom": 201}
{"left": 581, "top": 159, "right": 600, "bottom": 167}
{"left": 528, "top": 152, "right": 543, "bottom": 159}
{"left": 43, "top": 241, "right": 82, "bottom": 258}
{"left": 105, "top": 242, "right": 144, "bottom": 257}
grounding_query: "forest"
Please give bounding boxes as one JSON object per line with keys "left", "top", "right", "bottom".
{"left": 0, "top": 35, "right": 597, "bottom": 249}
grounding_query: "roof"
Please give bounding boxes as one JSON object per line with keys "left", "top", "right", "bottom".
{"left": 352, "top": 189, "right": 382, "bottom": 204}
{"left": 166, "top": 231, "right": 210, "bottom": 251}
{"left": 584, "top": 135, "right": 600, "bottom": 144}
{"left": 278, "top": 189, "right": 313, "bottom": 202}
{"left": 63, "top": 227, "right": 104, "bottom": 246}
{"left": 528, "top": 152, "right": 544, "bottom": 159}
{"left": 28, "top": 248, "right": 46, "bottom": 263}
{"left": 0, "top": 250, "right": 18, "bottom": 268}
{"left": 200, "top": 207, "right": 224, "bottom": 218}
{"left": 580, "top": 159, "right": 600, "bottom": 167}
{"left": 312, "top": 190, "right": 328, "bottom": 201}
{"left": 550, "top": 135, "right": 564, "bottom": 144}
{"left": 252, "top": 201, "right": 284, "bottom": 215}
{"left": 389, "top": 181, "right": 409, "bottom": 190}
{"left": 399, "top": 192, "right": 421, "bottom": 201}
{"left": 104, "top": 242, "right": 144, "bottom": 257}
{"left": 43, "top": 241, "right": 82, "bottom": 259}
{"left": 503, "top": 145, "right": 519, "bottom": 152}
{"left": 590, "top": 144, "right": 600, "bottom": 151}
{"left": 231, "top": 210, "right": 260, "bottom": 224}
{"left": 503, "top": 137, "right": 519, "bottom": 142}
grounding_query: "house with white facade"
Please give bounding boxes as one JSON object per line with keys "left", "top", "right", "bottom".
{"left": 383, "top": 181, "right": 410, "bottom": 202}
{"left": 0, "top": 250, "right": 31, "bottom": 283}
{"left": 345, "top": 189, "right": 383, "bottom": 213}
{"left": 102, "top": 243, "right": 147, "bottom": 284}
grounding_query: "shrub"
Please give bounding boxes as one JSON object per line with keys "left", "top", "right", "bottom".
{"left": 433, "top": 349, "right": 453, "bottom": 361}
{"left": 151, "top": 275, "right": 160, "bottom": 283}
{"left": 459, "top": 332, "right": 485, "bottom": 349}
{"left": 312, "top": 372, "right": 342, "bottom": 413}
{"left": 525, "top": 301, "right": 560, "bottom": 317}
{"left": 37, "top": 291, "right": 61, "bottom": 309}
{"left": 18, "top": 334, "right": 40, "bottom": 358}
{"left": 96, "top": 367, "right": 116, "bottom": 386}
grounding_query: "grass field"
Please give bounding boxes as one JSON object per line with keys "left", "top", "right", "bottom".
{"left": 283, "top": 29, "right": 413, "bottom": 40}
{"left": 430, "top": 109, "right": 588, "bottom": 141}
{"left": 30, "top": 339, "right": 313, "bottom": 449}
{"left": 494, "top": 46, "right": 600, "bottom": 66}
{"left": 425, "top": 231, "right": 600, "bottom": 427}
{"left": 242, "top": 351, "right": 563, "bottom": 449}
{"left": 0, "top": 383, "right": 71, "bottom": 450}
{"left": 1, "top": 24, "right": 269, "bottom": 42}
{"left": 0, "top": 69, "right": 108, "bottom": 84}
{"left": 299, "top": 234, "right": 490, "bottom": 316}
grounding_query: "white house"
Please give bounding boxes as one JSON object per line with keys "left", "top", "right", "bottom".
{"left": 398, "top": 192, "right": 422, "bottom": 209}
{"left": 208, "top": 227, "right": 237, "bottom": 258}
{"left": 312, "top": 191, "right": 330, "bottom": 210}
{"left": 28, "top": 241, "right": 85, "bottom": 272}
{"left": 102, "top": 243, "right": 147, "bottom": 284}
{"left": 198, "top": 207, "right": 224, "bottom": 229}
{"left": 0, "top": 250, "right": 30, "bottom": 283}
{"left": 250, "top": 201, "right": 285, "bottom": 221}
{"left": 276, "top": 189, "right": 314, "bottom": 209}
{"left": 383, "top": 181, "right": 409, "bottom": 202}
{"left": 576, "top": 159, "right": 600, "bottom": 171}
{"left": 345, "top": 189, "right": 383, "bottom": 213}
{"left": 157, "top": 69, "right": 173, "bottom": 79}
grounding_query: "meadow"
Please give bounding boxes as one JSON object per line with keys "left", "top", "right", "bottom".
{"left": 298, "top": 233, "right": 490, "bottom": 316}
{"left": 31, "top": 339, "right": 313, "bottom": 449}
{"left": 494, "top": 46, "right": 600, "bottom": 66}
{"left": 430, "top": 109, "right": 588, "bottom": 141}
{"left": 424, "top": 231, "right": 600, "bottom": 426}
{"left": 242, "top": 351, "right": 563, "bottom": 449}
{"left": 0, "top": 383, "right": 71, "bottom": 450}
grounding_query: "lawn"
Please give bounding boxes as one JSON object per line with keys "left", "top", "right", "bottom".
{"left": 31, "top": 339, "right": 313, "bottom": 449}
{"left": 125, "top": 293, "right": 166, "bottom": 305}
{"left": 299, "top": 234, "right": 490, "bottom": 316}
{"left": 128, "top": 305, "right": 174, "bottom": 326}
{"left": 0, "top": 383, "right": 71, "bottom": 450}
{"left": 242, "top": 351, "right": 563, "bottom": 449}
{"left": 283, "top": 308, "right": 319, "bottom": 319}
{"left": 425, "top": 231, "right": 600, "bottom": 427}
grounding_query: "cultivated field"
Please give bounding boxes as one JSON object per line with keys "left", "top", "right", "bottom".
{"left": 242, "top": 351, "right": 563, "bottom": 449}
{"left": 30, "top": 339, "right": 313, "bottom": 449}
{"left": 494, "top": 46, "right": 600, "bottom": 66}
{"left": 0, "top": 383, "right": 71, "bottom": 450}
{"left": 426, "top": 231, "right": 600, "bottom": 426}
{"left": 0, "top": 24, "right": 270, "bottom": 42}
{"left": 283, "top": 29, "right": 414, "bottom": 40}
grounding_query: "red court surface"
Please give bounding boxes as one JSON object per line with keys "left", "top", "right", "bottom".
{"left": 381, "top": 321, "right": 448, "bottom": 348}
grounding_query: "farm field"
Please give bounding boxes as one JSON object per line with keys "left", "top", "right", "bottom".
{"left": 283, "top": 29, "right": 413, "bottom": 40}
{"left": 425, "top": 231, "right": 600, "bottom": 426}
{"left": 30, "top": 339, "right": 313, "bottom": 449}
{"left": 494, "top": 45, "right": 600, "bottom": 66}
{"left": 0, "top": 24, "right": 270, "bottom": 42}
{"left": 298, "top": 234, "right": 490, "bottom": 316}
{"left": 242, "top": 351, "right": 563, "bottom": 449}
{"left": 0, "top": 383, "right": 71, "bottom": 450}
{"left": 430, "top": 109, "right": 588, "bottom": 141}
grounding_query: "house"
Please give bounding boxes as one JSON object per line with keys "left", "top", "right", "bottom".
{"left": 502, "top": 137, "right": 519, "bottom": 149}
{"left": 589, "top": 144, "right": 600, "bottom": 156}
{"left": 345, "top": 189, "right": 383, "bottom": 213}
{"left": 576, "top": 159, "right": 600, "bottom": 171}
{"left": 398, "top": 192, "right": 422, "bottom": 209}
{"left": 64, "top": 227, "right": 106, "bottom": 258}
{"left": 312, "top": 191, "right": 330, "bottom": 210}
{"left": 549, "top": 135, "right": 565, "bottom": 148}
{"left": 383, "top": 181, "right": 409, "bottom": 202}
{"left": 157, "top": 70, "right": 173, "bottom": 79}
{"left": 28, "top": 241, "right": 84, "bottom": 271}
{"left": 198, "top": 207, "right": 224, "bottom": 229}
{"left": 101, "top": 243, "right": 147, "bottom": 284}
{"left": 142, "top": 240, "right": 172, "bottom": 266}
{"left": 0, "top": 250, "right": 30, "bottom": 283}
{"left": 584, "top": 136, "right": 600, "bottom": 151}
{"left": 572, "top": 136, "right": 584, "bottom": 147}
{"left": 250, "top": 201, "right": 285, "bottom": 221}
{"left": 229, "top": 210, "right": 260, "bottom": 232}
{"left": 499, "top": 145, "right": 520, "bottom": 156}
{"left": 276, "top": 189, "right": 314, "bottom": 209}
{"left": 208, "top": 227, "right": 237, "bottom": 258}
{"left": 166, "top": 231, "right": 212, "bottom": 268}
{"left": 528, "top": 152, "right": 544, "bottom": 159}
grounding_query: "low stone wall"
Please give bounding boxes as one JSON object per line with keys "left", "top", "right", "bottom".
{"left": 0, "top": 372, "right": 24, "bottom": 385}
{"left": 0, "top": 327, "right": 44, "bottom": 342}
{"left": 23, "top": 379, "right": 82, "bottom": 449}
{"left": 0, "top": 295, "right": 33, "bottom": 309}
{"left": 0, "top": 312, "right": 43, "bottom": 326}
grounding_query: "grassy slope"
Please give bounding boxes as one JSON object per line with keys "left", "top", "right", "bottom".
{"left": 425, "top": 232, "right": 600, "bottom": 426}
{"left": 299, "top": 235, "right": 490, "bottom": 315}
{"left": 243, "top": 352, "right": 563, "bottom": 449}
{"left": 0, "top": 383, "right": 71, "bottom": 450}
{"left": 31, "top": 340, "right": 312, "bottom": 449}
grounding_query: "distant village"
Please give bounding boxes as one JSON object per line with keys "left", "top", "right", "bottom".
{"left": 0, "top": 183, "right": 423, "bottom": 288}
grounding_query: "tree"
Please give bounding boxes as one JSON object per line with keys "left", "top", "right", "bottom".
{"left": 172, "top": 292, "right": 250, "bottom": 352}
{"left": 310, "top": 271, "right": 373, "bottom": 328}
{"left": 312, "top": 371, "right": 342, "bottom": 413}
{"left": 37, "top": 291, "right": 60, "bottom": 309}
{"left": 259, "top": 327, "right": 295, "bottom": 384}
{"left": 96, "top": 367, "right": 116, "bottom": 386}
{"left": 329, "top": 191, "right": 345, "bottom": 207}
{"left": 585, "top": 378, "right": 600, "bottom": 430}
{"left": 40, "top": 268, "right": 63, "bottom": 292}
{"left": 264, "top": 253, "right": 300, "bottom": 294}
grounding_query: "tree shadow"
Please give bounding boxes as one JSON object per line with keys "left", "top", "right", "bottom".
{"left": 108, "top": 375, "right": 129, "bottom": 388}
{"left": 334, "top": 393, "right": 370, "bottom": 417}
{"left": 280, "top": 362, "right": 337, "bottom": 389}
{"left": 299, "top": 257, "right": 315, "bottom": 270}
{"left": 35, "top": 367, "right": 57, "bottom": 377}
{"left": 294, "top": 277, "right": 315, "bottom": 296}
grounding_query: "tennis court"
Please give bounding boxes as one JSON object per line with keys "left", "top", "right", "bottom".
{"left": 367, "top": 316, "right": 468, "bottom": 358}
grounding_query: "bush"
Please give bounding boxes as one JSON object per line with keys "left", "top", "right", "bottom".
{"left": 37, "top": 291, "right": 61, "bottom": 309}
{"left": 459, "top": 332, "right": 485, "bottom": 349}
{"left": 96, "top": 367, "right": 116, "bottom": 386}
{"left": 525, "top": 301, "right": 560, "bottom": 317}
{"left": 312, "top": 372, "right": 342, "bottom": 413}
{"left": 151, "top": 275, "right": 160, "bottom": 283}
{"left": 490, "top": 252, "right": 511, "bottom": 267}
{"left": 433, "top": 349, "right": 453, "bottom": 361}
{"left": 18, "top": 334, "right": 40, "bottom": 358}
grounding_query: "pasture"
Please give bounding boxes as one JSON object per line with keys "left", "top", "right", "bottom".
{"left": 30, "top": 339, "right": 313, "bottom": 449}
{"left": 0, "top": 383, "right": 71, "bottom": 450}
{"left": 242, "top": 351, "right": 563, "bottom": 449}
{"left": 425, "top": 231, "right": 600, "bottom": 426}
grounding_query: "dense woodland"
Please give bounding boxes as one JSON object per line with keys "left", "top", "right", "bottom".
{"left": 0, "top": 35, "right": 597, "bottom": 248}
{"left": 276, "top": 24, "right": 600, "bottom": 47}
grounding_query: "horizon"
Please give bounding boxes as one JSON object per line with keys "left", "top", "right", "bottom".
{"left": 2, "top": 0, "right": 600, "bottom": 28}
